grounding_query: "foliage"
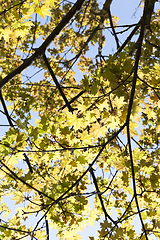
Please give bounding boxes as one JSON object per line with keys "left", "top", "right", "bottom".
{"left": 0, "top": 0, "right": 160, "bottom": 239}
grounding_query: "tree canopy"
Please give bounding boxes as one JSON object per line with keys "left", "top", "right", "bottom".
{"left": 0, "top": 0, "right": 160, "bottom": 239}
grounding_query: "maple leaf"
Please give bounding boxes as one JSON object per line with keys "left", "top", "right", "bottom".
{"left": 0, "top": 0, "right": 159, "bottom": 239}
{"left": 36, "top": 4, "right": 51, "bottom": 18}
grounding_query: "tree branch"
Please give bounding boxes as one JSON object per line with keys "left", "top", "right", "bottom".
{"left": 0, "top": 0, "right": 86, "bottom": 89}
{"left": 59, "top": 89, "right": 85, "bottom": 111}
{"left": 45, "top": 215, "right": 49, "bottom": 240}
{"left": 116, "top": 21, "right": 141, "bottom": 55}
{"left": 0, "top": 224, "right": 31, "bottom": 235}
{"left": 0, "top": 159, "right": 55, "bottom": 201}
{"left": 42, "top": 54, "right": 76, "bottom": 112}
{"left": 0, "top": 90, "right": 13, "bottom": 127}
{"left": 107, "top": 8, "right": 120, "bottom": 49}
{"left": 125, "top": 1, "right": 156, "bottom": 239}
{"left": 0, "top": 90, "right": 33, "bottom": 173}
{"left": 60, "top": 0, "right": 114, "bottom": 80}
{"left": 145, "top": 38, "right": 160, "bottom": 50}
{"left": 89, "top": 166, "right": 117, "bottom": 225}
{"left": 0, "top": 0, "right": 26, "bottom": 16}
{"left": 32, "top": 123, "right": 126, "bottom": 233}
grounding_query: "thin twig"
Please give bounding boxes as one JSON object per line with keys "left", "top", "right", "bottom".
{"left": 116, "top": 21, "right": 141, "bottom": 55}
{"left": 59, "top": 89, "right": 85, "bottom": 111}
{"left": 107, "top": 8, "right": 120, "bottom": 49}
{"left": 138, "top": 75, "right": 160, "bottom": 99}
{"left": 0, "top": 0, "right": 26, "bottom": 15}
{"left": 0, "top": 90, "right": 33, "bottom": 173}
{"left": 89, "top": 166, "right": 117, "bottom": 225}
{"left": 131, "top": 136, "right": 145, "bottom": 151}
{"left": 0, "top": 159, "right": 55, "bottom": 201}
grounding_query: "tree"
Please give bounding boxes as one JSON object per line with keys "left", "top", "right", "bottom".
{"left": 0, "top": 0, "right": 160, "bottom": 239}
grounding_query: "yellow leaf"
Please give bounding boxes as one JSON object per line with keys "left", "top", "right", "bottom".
{"left": 43, "top": 0, "right": 56, "bottom": 7}
{"left": 12, "top": 192, "right": 24, "bottom": 205}
{"left": 1, "top": 27, "right": 12, "bottom": 42}
{"left": 34, "top": 230, "right": 47, "bottom": 240}
{"left": 113, "top": 96, "right": 125, "bottom": 109}
{"left": 33, "top": 0, "right": 41, "bottom": 5}
{"left": 89, "top": 209, "right": 99, "bottom": 226}
{"left": 91, "top": 123, "right": 106, "bottom": 138}
{"left": 123, "top": 120, "right": 139, "bottom": 136}
{"left": 36, "top": 5, "right": 51, "bottom": 18}
{"left": 63, "top": 230, "right": 74, "bottom": 240}
{"left": 67, "top": 113, "right": 83, "bottom": 131}
{"left": 15, "top": 119, "right": 27, "bottom": 130}
{"left": 156, "top": 123, "right": 160, "bottom": 134}
{"left": 131, "top": 99, "right": 142, "bottom": 122}
{"left": 107, "top": 116, "right": 119, "bottom": 129}
{"left": 80, "top": 130, "right": 93, "bottom": 145}
{"left": 8, "top": 155, "right": 18, "bottom": 167}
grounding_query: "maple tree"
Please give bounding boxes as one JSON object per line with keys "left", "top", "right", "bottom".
{"left": 0, "top": 0, "right": 160, "bottom": 239}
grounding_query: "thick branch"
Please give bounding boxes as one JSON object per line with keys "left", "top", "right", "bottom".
{"left": 23, "top": 153, "right": 33, "bottom": 174}
{"left": 0, "top": 0, "right": 85, "bottom": 89}
{"left": 125, "top": 1, "right": 156, "bottom": 239}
